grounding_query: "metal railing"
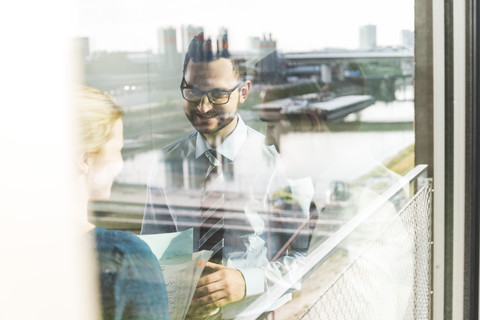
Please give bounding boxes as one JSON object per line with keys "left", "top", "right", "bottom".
{"left": 235, "top": 165, "right": 432, "bottom": 320}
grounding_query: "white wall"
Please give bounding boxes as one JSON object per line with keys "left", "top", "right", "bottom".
{"left": 0, "top": 1, "right": 98, "bottom": 318}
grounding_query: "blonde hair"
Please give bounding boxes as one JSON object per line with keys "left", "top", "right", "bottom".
{"left": 74, "top": 86, "right": 124, "bottom": 154}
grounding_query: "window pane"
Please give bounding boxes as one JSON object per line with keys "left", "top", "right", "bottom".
{"left": 75, "top": 0, "right": 421, "bottom": 318}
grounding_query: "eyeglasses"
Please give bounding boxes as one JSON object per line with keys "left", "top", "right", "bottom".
{"left": 180, "top": 78, "right": 243, "bottom": 105}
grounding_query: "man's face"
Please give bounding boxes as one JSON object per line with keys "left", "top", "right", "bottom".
{"left": 183, "top": 58, "right": 249, "bottom": 140}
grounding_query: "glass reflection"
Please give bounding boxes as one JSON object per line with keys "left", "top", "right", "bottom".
{"left": 80, "top": 6, "right": 416, "bottom": 317}
{"left": 139, "top": 33, "right": 310, "bottom": 319}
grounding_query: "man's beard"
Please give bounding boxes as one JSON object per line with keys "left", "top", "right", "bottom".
{"left": 188, "top": 112, "right": 236, "bottom": 135}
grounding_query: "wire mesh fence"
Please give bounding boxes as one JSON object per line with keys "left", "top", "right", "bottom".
{"left": 299, "top": 180, "right": 432, "bottom": 320}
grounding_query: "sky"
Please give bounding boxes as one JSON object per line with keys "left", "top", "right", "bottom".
{"left": 73, "top": 0, "right": 414, "bottom": 53}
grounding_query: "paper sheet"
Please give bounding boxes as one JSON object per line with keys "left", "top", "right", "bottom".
{"left": 139, "top": 229, "right": 212, "bottom": 320}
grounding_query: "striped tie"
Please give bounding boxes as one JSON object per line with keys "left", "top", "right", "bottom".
{"left": 198, "top": 150, "right": 225, "bottom": 263}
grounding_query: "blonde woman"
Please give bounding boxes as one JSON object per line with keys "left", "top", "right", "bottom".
{"left": 75, "top": 86, "right": 170, "bottom": 320}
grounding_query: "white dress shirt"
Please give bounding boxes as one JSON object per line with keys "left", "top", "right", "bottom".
{"left": 141, "top": 115, "right": 310, "bottom": 317}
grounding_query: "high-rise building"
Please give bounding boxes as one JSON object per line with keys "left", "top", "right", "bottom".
{"left": 74, "top": 37, "right": 90, "bottom": 58}
{"left": 401, "top": 29, "right": 414, "bottom": 48}
{"left": 217, "top": 27, "right": 228, "bottom": 44}
{"left": 359, "top": 25, "right": 377, "bottom": 50}
{"left": 181, "top": 25, "right": 204, "bottom": 53}
{"left": 216, "top": 27, "right": 229, "bottom": 57}
{"left": 158, "top": 27, "right": 177, "bottom": 55}
{"left": 256, "top": 34, "right": 282, "bottom": 83}
{"left": 260, "top": 33, "right": 276, "bottom": 52}
{"left": 157, "top": 27, "right": 179, "bottom": 71}
{"left": 249, "top": 37, "right": 261, "bottom": 51}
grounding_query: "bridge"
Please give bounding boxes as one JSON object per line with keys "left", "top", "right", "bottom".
{"left": 234, "top": 47, "right": 414, "bottom": 87}
{"left": 284, "top": 49, "right": 413, "bottom": 64}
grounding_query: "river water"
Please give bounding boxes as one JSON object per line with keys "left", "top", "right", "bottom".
{"left": 115, "top": 87, "right": 414, "bottom": 208}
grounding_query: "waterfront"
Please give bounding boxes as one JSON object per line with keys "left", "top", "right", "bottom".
{"left": 116, "top": 84, "right": 414, "bottom": 182}
{"left": 108, "top": 89, "right": 414, "bottom": 207}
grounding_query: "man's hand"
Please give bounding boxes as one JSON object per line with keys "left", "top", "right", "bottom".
{"left": 187, "top": 262, "right": 246, "bottom": 319}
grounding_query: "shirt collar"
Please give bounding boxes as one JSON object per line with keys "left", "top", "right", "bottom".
{"left": 195, "top": 115, "right": 248, "bottom": 161}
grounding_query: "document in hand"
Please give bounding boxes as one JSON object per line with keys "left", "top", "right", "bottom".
{"left": 139, "top": 229, "right": 212, "bottom": 320}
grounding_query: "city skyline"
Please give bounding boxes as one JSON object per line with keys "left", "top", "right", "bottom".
{"left": 74, "top": 0, "right": 414, "bottom": 53}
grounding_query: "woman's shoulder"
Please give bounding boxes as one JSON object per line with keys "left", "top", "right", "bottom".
{"left": 93, "top": 227, "right": 151, "bottom": 255}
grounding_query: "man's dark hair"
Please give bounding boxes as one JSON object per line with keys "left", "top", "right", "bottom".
{"left": 182, "top": 32, "right": 246, "bottom": 80}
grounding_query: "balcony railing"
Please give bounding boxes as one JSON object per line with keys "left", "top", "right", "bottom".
{"left": 235, "top": 164, "right": 432, "bottom": 320}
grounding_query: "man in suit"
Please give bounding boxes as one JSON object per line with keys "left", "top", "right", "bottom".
{"left": 141, "top": 33, "right": 311, "bottom": 319}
